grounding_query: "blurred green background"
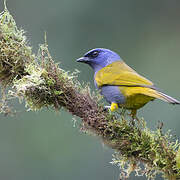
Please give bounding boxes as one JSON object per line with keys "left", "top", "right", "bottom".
{"left": 0, "top": 0, "right": 180, "bottom": 179}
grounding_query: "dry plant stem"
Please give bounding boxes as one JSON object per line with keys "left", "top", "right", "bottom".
{"left": 0, "top": 6, "right": 180, "bottom": 180}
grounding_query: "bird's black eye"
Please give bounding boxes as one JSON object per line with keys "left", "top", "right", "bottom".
{"left": 84, "top": 50, "right": 100, "bottom": 59}
{"left": 90, "top": 51, "right": 99, "bottom": 58}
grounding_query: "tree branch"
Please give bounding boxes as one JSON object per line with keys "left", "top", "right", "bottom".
{"left": 0, "top": 6, "right": 180, "bottom": 180}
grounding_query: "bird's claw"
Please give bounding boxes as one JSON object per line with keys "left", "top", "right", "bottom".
{"left": 103, "top": 106, "right": 111, "bottom": 112}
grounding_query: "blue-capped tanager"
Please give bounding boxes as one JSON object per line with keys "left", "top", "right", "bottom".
{"left": 77, "top": 48, "right": 180, "bottom": 117}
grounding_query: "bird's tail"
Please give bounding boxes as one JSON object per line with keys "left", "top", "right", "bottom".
{"left": 156, "top": 91, "right": 180, "bottom": 104}
{"left": 139, "top": 87, "right": 180, "bottom": 104}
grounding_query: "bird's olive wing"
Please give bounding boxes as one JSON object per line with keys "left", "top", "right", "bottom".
{"left": 95, "top": 61, "right": 154, "bottom": 87}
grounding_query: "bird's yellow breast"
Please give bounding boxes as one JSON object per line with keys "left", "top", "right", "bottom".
{"left": 118, "top": 86, "right": 155, "bottom": 109}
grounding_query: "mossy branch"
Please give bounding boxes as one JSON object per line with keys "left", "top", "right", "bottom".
{"left": 0, "top": 6, "right": 180, "bottom": 180}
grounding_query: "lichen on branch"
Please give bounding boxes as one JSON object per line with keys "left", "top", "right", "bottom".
{"left": 0, "top": 5, "right": 180, "bottom": 180}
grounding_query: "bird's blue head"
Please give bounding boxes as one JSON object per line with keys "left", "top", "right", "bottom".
{"left": 77, "top": 48, "right": 121, "bottom": 72}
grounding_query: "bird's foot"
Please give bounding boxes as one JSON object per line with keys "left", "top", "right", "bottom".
{"left": 129, "top": 110, "right": 140, "bottom": 126}
{"left": 110, "top": 102, "right": 118, "bottom": 112}
{"left": 103, "top": 103, "right": 119, "bottom": 112}
{"left": 103, "top": 106, "right": 111, "bottom": 112}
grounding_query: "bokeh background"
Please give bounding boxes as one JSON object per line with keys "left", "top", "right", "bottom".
{"left": 0, "top": 0, "right": 180, "bottom": 179}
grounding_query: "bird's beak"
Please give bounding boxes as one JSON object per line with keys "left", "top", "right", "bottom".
{"left": 76, "top": 57, "right": 90, "bottom": 63}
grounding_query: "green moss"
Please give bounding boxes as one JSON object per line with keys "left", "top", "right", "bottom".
{"left": 0, "top": 7, "right": 35, "bottom": 86}
{"left": 109, "top": 119, "right": 180, "bottom": 179}
{"left": 54, "top": 90, "right": 63, "bottom": 95}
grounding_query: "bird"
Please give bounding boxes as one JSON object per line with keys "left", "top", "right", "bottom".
{"left": 77, "top": 48, "right": 180, "bottom": 118}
